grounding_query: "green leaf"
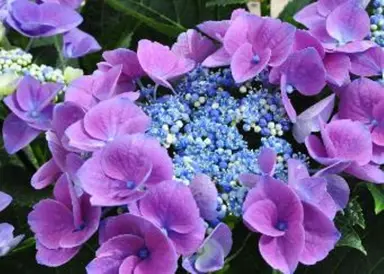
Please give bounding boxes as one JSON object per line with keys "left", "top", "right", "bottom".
{"left": 337, "top": 227, "right": 367, "bottom": 255}
{"left": 105, "top": 0, "right": 185, "bottom": 38}
{"left": 206, "top": 0, "right": 248, "bottom": 7}
{"left": 10, "top": 238, "right": 36, "bottom": 254}
{"left": 278, "top": 0, "right": 313, "bottom": 25}
{"left": 366, "top": 184, "right": 384, "bottom": 215}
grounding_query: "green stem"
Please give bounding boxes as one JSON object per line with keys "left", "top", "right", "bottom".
{"left": 53, "top": 36, "right": 66, "bottom": 70}
{"left": 25, "top": 38, "right": 34, "bottom": 52}
{"left": 16, "top": 150, "right": 36, "bottom": 173}
{"left": 225, "top": 232, "right": 252, "bottom": 263}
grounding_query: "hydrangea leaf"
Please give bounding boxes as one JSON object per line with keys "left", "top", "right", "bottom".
{"left": 278, "top": 0, "right": 312, "bottom": 25}
{"left": 206, "top": 0, "right": 248, "bottom": 7}
{"left": 336, "top": 227, "right": 367, "bottom": 255}
{"left": 366, "top": 184, "right": 384, "bottom": 215}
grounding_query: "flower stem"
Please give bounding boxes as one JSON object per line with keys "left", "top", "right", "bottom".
{"left": 225, "top": 232, "right": 252, "bottom": 263}
{"left": 25, "top": 38, "right": 34, "bottom": 52}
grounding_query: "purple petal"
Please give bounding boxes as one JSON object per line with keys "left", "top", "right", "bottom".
{"left": 102, "top": 48, "right": 145, "bottom": 79}
{"left": 281, "top": 48, "right": 326, "bottom": 96}
{"left": 96, "top": 234, "right": 144, "bottom": 259}
{"left": 31, "top": 159, "right": 62, "bottom": 189}
{"left": 36, "top": 241, "right": 79, "bottom": 267}
{"left": 259, "top": 221, "right": 305, "bottom": 274}
{"left": 243, "top": 199, "right": 285, "bottom": 237}
{"left": 326, "top": 2, "right": 370, "bottom": 44}
{"left": 293, "top": 94, "right": 335, "bottom": 143}
{"left": 83, "top": 96, "right": 150, "bottom": 142}
{"left": 372, "top": 144, "right": 384, "bottom": 165}
{"left": 202, "top": 47, "right": 232, "bottom": 68}
{"left": 324, "top": 174, "right": 350, "bottom": 210}
{"left": 238, "top": 173, "right": 262, "bottom": 188}
{"left": 0, "top": 223, "right": 24, "bottom": 256}
{"left": 189, "top": 174, "right": 218, "bottom": 221}
{"left": 137, "top": 39, "right": 195, "bottom": 89}
{"left": 197, "top": 20, "right": 230, "bottom": 42}
{"left": 64, "top": 120, "right": 105, "bottom": 152}
{"left": 194, "top": 239, "right": 225, "bottom": 273}
{"left": 243, "top": 176, "right": 304, "bottom": 224}
{"left": 294, "top": 3, "right": 325, "bottom": 29}
{"left": 7, "top": 1, "right": 83, "bottom": 37}
{"left": 231, "top": 43, "right": 271, "bottom": 83}
{"left": 86, "top": 257, "right": 122, "bottom": 274}
{"left": 64, "top": 75, "right": 98, "bottom": 111}
{"left": 280, "top": 74, "right": 297, "bottom": 122}
{"left": 293, "top": 30, "right": 325, "bottom": 58}
{"left": 28, "top": 199, "right": 74, "bottom": 249}
{"left": 288, "top": 159, "right": 310, "bottom": 183}
{"left": 206, "top": 223, "right": 233, "bottom": 256}
{"left": 63, "top": 28, "right": 101, "bottom": 58}
{"left": 323, "top": 53, "right": 351, "bottom": 86}
{"left": 334, "top": 40, "right": 376, "bottom": 53}
{"left": 2, "top": 113, "right": 41, "bottom": 154}
{"left": 223, "top": 15, "right": 251, "bottom": 55}
{"left": 52, "top": 102, "right": 85, "bottom": 140}
{"left": 350, "top": 47, "right": 384, "bottom": 77}
{"left": 338, "top": 78, "right": 384, "bottom": 123}
{"left": 0, "top": 192, "right": 12, "bottom": 212}
{"left": 118, "top": 256, "right": 140, "bottom": 273}
{"left": 299, "top": 202, "right": 340, "bottom": 265}
{"left": 137, "top": 180, "right": 202, "bottom": 234}
{"left": 172, "top": 29, "right": 216, "bottom": 63}
{"left": 346, "top": 162, "right": 384, "bottom": 184}
{"left": 258, "top": 147, "right": 277, "bottom": 175}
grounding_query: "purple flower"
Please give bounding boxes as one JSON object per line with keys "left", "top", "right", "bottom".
{"left": 28, "top": 175, "right": 101, "bottom": 266}
{"left": 32, "top": 102, "right": 85, "bottom": 189}
{"left": 243, "top": 176, "right": 305, "bottom": 274}
{"left": 65, "top": 67, "right": 139, "bottom": 111}
{"left": 305, "top": 119, "right": 384, "bottom": 183}
{"left": 6, "top": 0, "right": 82, "bottom": 38}
{"left": 41, "top": 0, "right": 83, "bottom": 9}
{"left": 269, "top": 47, "right": 326, "bottom": 122}
{"left": 337, "top": 78, "right": 384, "bottom": 166}
{"left": 189, "top": 174, "right": 218, "bottom": 221}
{"left": 0, "top": 191, "right": 12, "bottom": 212}
{"left": 129, "top": 180, "right": 205, "bottom": 255}
{"left": 0, "top": 223, "right": 24, "bottom": 257}
{"left": 97, "top": 48, "right": 145, "bottom": 92}
{"left": 137, "top": 39, "right": 195, "bottom": 90}
{"left": 296, "top": 1, "right": 374, "bottom": 53}
{"left": 220, "top": 14, "right": 296, "bottom": 83}
{"left": 87, "top": 213, "right": 177, "bottom": 274}
{"left": 77, "top": 134, "right": 173, "bottom": 206}
{"left": 350, "top": 47, "right": 384, "bottom": 77}
{"left": 172, "top": 29, "right": 216, "bottom": 64}
{"left": 63, "top": 28, "right": 101, "bottom": 58}
{"left": 64, "top": 95, "right": 150, "bottom": 152}
{"left": 2, "top": 76, "right": 62, "bottom": 154}
{"left": 293, "top": 94, "right": 335, "bottom": 143}
{"left": 182, "top": 223, "right": 233, "bottom": 274}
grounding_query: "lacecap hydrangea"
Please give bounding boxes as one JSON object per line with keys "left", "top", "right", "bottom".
{"left": 1, "top": 0, "right": 383, "bottom": 273}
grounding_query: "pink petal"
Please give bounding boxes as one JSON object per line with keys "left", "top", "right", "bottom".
{"left": 326, "top": 2, "right": 370, "bottom": 44}
{"left": 31, "top": 158, "right": 62, "bottom": 189}
{"left": 293, "top": 30, "right": 325, "bottom": 58}
{"left": 2, "top": 113, "right": 41, "bottom": 154}
{"left": 346, "top": 162, "right": 384, "bottom": 184}
{"left": 172, "top": 29, "right": 216, "bottom": 63}
{"left": 231, "top": 43, "right": 271, "bottom": 83}
{"left": 258, "top": 147, "right": 277, "bottom": 175}
{"left": 294, "top": 3, "right": 325, "bottom": 29}
{"left": 299, "top": 202, "right": 340, "bottom": 265}
{"left": 223, "top": 15, "right": 251, "bottom": 55}
{"left": 350, "top": 47, "right": 384, "bottom": 77}
{"left": 323, "top": 53, "right": 351, "bottom": 86}
{"left": 202, "top": 47, "right": 232, "bottom": 68}
{"left": 238, "top": 173, "right": 262, "bottom": 188}
{"left": 243, "top": 199, "right": 285, "bottom": 237}
{"left": 280, "top": 75, "right": 297, "bottom": 122}
{"left": 259, "top": 222, "right": 305, "bottom": 274}
{"left": 36, "top": 241, "right": 80, "bottom": 267}
{"left": 197, "top": 20, "right": 230, "bottom": 42}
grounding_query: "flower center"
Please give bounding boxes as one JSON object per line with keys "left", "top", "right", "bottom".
{"left": 126, "top": 180, "right": 136, "bottom": 189}
{"left": 29, "top": 110, "right": 39, "bottom": 118}
{"left": 138, "top": 247, "right": 150, "bottom": 259}
{"left": 285, "top": 84, "right": 294, "bottom": 94}
{"left": 73, "top": 222, "right": 86, "bottom": 232}
{"left": 251, "top": 54, "right": 260, "bottom": 64}
{"left": 276, "top": 221, "right": 288, "bottom": 231}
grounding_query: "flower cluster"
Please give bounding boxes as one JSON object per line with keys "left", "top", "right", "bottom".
{"left": 1, "top": 0, "right": 383, "bottom": 273}
{"left": 370, "top": 0, "right": 384, "bottom": 47}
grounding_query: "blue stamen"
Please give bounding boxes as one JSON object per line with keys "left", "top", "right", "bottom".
{"left": 138, "top": 247, "right": 150, "bottom": 259}
{"left": 276, "top": 221, "right": 288, "bottom": 231}
{"left": 252, "top": 54, "right": 260, "bottom": 64}
{"left": 126, "top": 181, "right": 135, "bottom": 189}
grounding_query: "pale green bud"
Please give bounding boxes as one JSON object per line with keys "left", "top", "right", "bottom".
{"left": 64, "top": 67, "right": 83, "bottom": 84}
{"left": 0, "top": 73, "right": 20, "bottom": 98}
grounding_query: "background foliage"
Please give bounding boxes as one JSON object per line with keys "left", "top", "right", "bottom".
{"left": 1, "top": 0, "right": 384, "bottom": 273}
